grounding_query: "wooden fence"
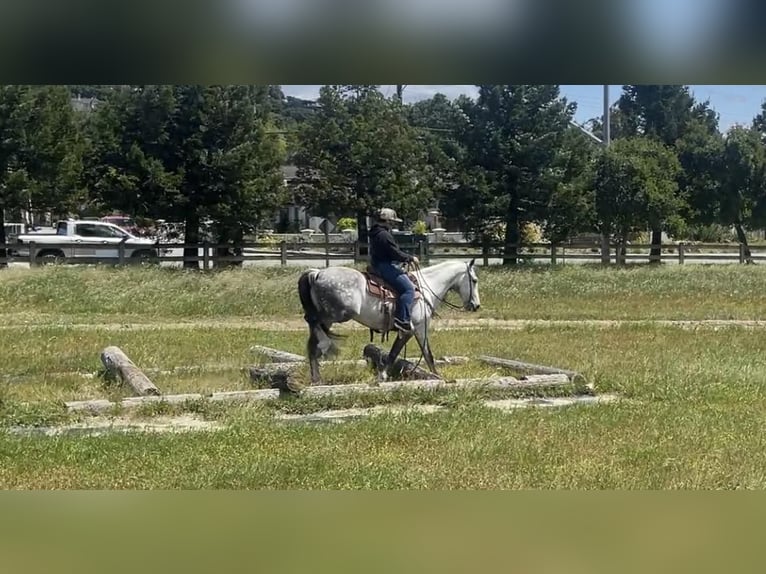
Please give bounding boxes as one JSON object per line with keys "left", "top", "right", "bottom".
{"left": 0, "top": 239, "right": 763, "bottom": 268}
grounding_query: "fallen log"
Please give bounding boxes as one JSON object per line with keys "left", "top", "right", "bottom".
{"left": 248, "top": 356, "right": 469, "bottom": 374}
{"left": 250, "top": 345, "right": 305, "bottom": 363}
{"left": 66, "top": 393, "right": 204, "bottom": 414}
{"left": 64, "top": 372, "right": 574, "bottom": 414}
{"left": 299, "top": 373, "right": 571, "bottom": 398}
{"left": 209, "top": 389, "right": 281, "bottom": 403}
{"left": 362, "top": 344, "right": 442, "bottom": 380}
{"left": 100, "top": 346, "right": 160, "bottom": 396}
{"left": 478, "top": 355, "right": 588, "bottom": 385}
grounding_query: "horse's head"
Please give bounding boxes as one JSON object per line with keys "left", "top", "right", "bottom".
{"left": 455, "top": 259, "right": 481, "bottom": 312}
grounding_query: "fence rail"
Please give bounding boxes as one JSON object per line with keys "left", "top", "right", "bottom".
{"left": 0, "top": 239, "right": 763, "bottom": 268}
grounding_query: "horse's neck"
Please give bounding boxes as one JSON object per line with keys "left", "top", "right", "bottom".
{"left": 420, "top": 263, "right": 460, "bottom": 307}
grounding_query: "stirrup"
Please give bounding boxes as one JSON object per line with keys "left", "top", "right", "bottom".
{"left": 393, "top": 318, "right": 412, "bottom": 333}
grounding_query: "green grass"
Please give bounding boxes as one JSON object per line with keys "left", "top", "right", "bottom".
{"left": 3, "top": 321, "right": 766, "bottom": 488}
{"left": 2, "top": 263, "right": 766, "bottom": 323}
{"left": 3, "top": 263, "right": 766, "bottom": 488}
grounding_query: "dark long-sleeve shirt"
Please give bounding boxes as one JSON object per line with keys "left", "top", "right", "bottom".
{"left": 369, "top": 224, "right": 414, "bottom": 267}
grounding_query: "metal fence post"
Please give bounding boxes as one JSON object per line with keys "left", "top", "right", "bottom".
{"left": 280, "top": 241, "right": 287, "bottom": 266}
{"left": 550, "top": 244, "right": 557, "bottom": 265}
{"left": 678, "top": 243, "right": 685, "bottom": 265}
{"left": 29, "top": 241, "right": 37, "bottom": 267}
{"left": 118, "top": 238, "right": 126, "bottom": 266}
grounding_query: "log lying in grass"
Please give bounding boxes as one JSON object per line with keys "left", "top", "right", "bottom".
{"left": 250, "top": 345, "right": 305, "bottom": 363}
{"left": 64, "top": 372, "right": 574, "bottom": 414}
{"left": 300, "top": 373, "right": 572, "bottom": 398}
{"left": 362, "top": 344, "right": 442, "bottom": 380}
{"left": 248, "top": 357, "right": 470, "bottom": 374}
{"left": 477, "top": 355, "right": 588, "bottom": 386}
{"left": 66, "top": 393, "right": 205, "bottom": 414}
{"left": 100, "top": 346, "right": 160, "bottom": 396}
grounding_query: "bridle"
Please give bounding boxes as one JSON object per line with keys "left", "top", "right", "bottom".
{"left": 412, "top": 261, "right": 475, "bottom": 313}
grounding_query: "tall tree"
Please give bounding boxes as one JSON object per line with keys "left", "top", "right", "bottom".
{"left": 295, "top": 85, "right": 428, "bottom": 246}
{"left": 675, "top": 106, "right": 724, "bottom": 237}
{"left": 459, "top": 85, "right": 576, "bottom": 264}
{"left": 406, "top": 93, "right": 471, "bottom": 224}
{"left": 718, "top": 125, "right": 766, "bottom": 262}
{"left": 86, "top": 85, "right": 286, "bottom": 268}
{"left": 0, "top": 85, "right": 83, "bottom": 266}
{"left": 615, "top": 85, "right": 701, "bottom": 261}
{"left": 753, "top": 99, "right": 766, "bottom": 138}
{"left": 544, "top": 127, "right": 600, "bottom": 242}
{"left": 592, "top": 137, "right": 683, "bottom": 261}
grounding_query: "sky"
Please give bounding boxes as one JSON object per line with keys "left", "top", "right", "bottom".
{"left": 280, "top": 85, "right": 766, "bottom": 131}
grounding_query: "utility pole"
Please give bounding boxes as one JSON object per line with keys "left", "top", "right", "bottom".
{"left": 603, "top": 85, "right": 611, "bottom": 147}
{"left": 601, "top": 84, "right": 612, "bottom": 265}
{"left": 396, "top": 85, "right": 405, "bottom": 103}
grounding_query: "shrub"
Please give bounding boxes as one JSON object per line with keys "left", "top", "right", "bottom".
{"left": 337, "top": 217, "right": 357, "bottom": 231}
{"left": 411, "top": 220, "right": 428, "bottom": 235}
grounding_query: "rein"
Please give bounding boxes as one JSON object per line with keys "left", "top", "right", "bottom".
{"left": 406, "top": 261, "right": 473, "bottom": 370}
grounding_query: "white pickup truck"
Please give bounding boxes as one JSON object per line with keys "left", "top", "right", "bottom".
{"left": 12, "top": 219, "right": 159, "bottom": 264}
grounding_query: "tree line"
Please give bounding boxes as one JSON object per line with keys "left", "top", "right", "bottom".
{"left": 2, "top": 84, "right": 766, "bottom": 267}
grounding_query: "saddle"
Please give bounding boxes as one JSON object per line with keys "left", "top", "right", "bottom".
{"left": 363, "top": 265, "right": 422, "bottom": 342}
{"left": 363, "top": 265, "right": 422, "bottom": 302}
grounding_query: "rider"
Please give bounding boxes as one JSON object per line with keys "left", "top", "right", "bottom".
{"left": 369, "top": 207, "right": 420, "bottom": 334}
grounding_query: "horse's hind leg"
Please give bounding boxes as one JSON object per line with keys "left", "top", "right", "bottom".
{"left": 306, "top": 326, "right": 322, "bottom": 385}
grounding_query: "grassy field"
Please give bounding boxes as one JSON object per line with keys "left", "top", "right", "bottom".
{"left": 2, "top": 264, "right": 766, "bottom": 488}
{"left": 1, "top": 263, "right": 766, "bottom": 323}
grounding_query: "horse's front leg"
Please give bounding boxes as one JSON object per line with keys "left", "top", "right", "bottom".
{"left": 413, "top": 319, "right": 438, "bottom": 375}
{"left": 379, "top": 331, "right": 412, "bottom": 381}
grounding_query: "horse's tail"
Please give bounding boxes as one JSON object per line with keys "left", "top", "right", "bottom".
{"left": 298, "top": 269, "right": 321, "bottom": 324}
{"left": 298, "top": 269, "right": 341, "bottom": 357}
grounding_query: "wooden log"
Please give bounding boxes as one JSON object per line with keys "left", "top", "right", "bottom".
{"left": 64, "top": 373, "right": 574, "bottom": 414}
{"left": 362, "top": 344, "right": 442, "bottom": 380}
{"left": 65, "top": 393, "right": 204, "bottom": 414}
{"left": 300, "top": 374, "right": 571, "bottom": 398}
{"left": 100, "top": 346, "right": 160, "bottom": 396}
{"left": 250, "top": 345, "right": 305, "bottom": 363}
{"left": 209, "top": 389, "right": 280, "bottom": 402}
{"left": 478, "top": 355, "right": 587, "bottom": 384}
{"left": 248, "top": 356, "right": 469, "bottom": 373}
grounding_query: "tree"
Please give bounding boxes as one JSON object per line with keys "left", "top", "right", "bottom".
{"left": 615, "top": 85, "right": 703, "bottom": 261}
{"left": 0, "top": 85, "right": 84, "bottom": 266}
{"left": 592, "top": 137, "right": 683, "bottom": 261}
{"left": 459, "top": 85, "right": 576, "bottom": 264}
{"left": 86, "top": 85, "right": 286, "bottom": 268}
{"left": 544, "top": 127, "right": 600, "bottom": 242}
{"left": 674, "top": 107, "right": 724, "bottom": 237}
{"left": 753, "top": 99, "right": 766, "bottom": 138}
{"left": 717, "top": 125, "right": 766, "bottom": 262}
{"left": 295, "top": 85, "right": 429, "bottom": 247}
{"left": 406, "top": 93, "right": 471, "bottom": 224}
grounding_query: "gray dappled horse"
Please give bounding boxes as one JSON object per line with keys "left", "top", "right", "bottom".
{"left": 298, "top": 259, "right": 481, "bottom": 384}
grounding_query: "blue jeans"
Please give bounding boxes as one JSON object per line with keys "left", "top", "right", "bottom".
{"left": 373, "top": 262, "right": 415, "bottom": 322}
